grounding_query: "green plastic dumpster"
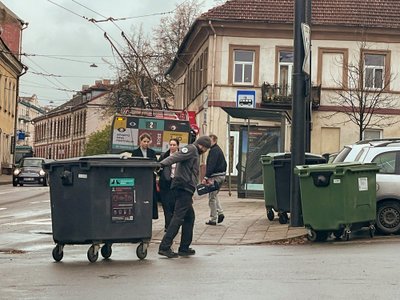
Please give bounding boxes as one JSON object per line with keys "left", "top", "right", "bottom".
{"left": 44, "top": 155, "right": 160, "bottom": 263}
{"left": 295, "top": 162, "right": 379, "bottom": 242}
{"left": 260, "top": 153, "right": 326, "bottom": 224}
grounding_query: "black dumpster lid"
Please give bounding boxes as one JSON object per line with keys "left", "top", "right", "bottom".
{"left": 44, "top": 154, "right": 160, "bottom": 168}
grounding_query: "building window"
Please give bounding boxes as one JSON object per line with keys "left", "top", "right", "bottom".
{"left": 363, "top": 128, "right": 382, "bottom": 140}
{"left": 364, "top": 54, "right": 385, "bottom": 89}
{"left": 278, "top": 51, "right": 293, "bottom": 96}
{"left": 233, "top": 50, "right": 254, "bottom": 84}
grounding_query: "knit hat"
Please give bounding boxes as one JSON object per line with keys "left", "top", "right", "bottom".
{"left": 194, "top": 135, "right": 212, "bottom": 148}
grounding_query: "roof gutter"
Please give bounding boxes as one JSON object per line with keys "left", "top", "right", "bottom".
{"left": 207, "top": 20, "right": 217, "bottom": 135}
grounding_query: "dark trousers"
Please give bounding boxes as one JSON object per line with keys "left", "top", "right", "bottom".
{"left": 159, "top": 188, "right": 195, "bottom": 251}
{"left": 160, "top": 187, "right": 176, "bottom": 230}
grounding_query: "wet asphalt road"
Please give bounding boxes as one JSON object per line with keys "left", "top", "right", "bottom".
{"left": 1, "top": 185, "right": 400, "bottom": 299}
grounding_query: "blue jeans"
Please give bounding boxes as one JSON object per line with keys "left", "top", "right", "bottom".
{"left": 159, "top": 188, "right": 195, "bottom": 251}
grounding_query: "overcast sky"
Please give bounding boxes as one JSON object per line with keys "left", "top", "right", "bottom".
{"left": 2, "top": 0, "right": 217, "bottom": 107}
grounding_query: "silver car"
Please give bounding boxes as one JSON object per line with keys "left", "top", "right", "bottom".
{"left": 334, "top": 139, "right": 400, "bottom": 234}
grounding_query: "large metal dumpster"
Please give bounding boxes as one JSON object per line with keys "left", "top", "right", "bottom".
{"left": 295, "top": 162, "right": 379, "bottom": 242}
{"left": 44, "top": 155, "right": 159, "bottom": 262}
{"left": 261, "top": 153, "right": 326, "bottom": 224}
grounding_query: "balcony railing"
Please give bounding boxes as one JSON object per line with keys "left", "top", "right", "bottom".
{"left": 261, "top": 83, "right": 321, "bottom": 108}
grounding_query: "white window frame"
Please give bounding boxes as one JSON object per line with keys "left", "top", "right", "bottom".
{"left": 233, "top": 50, "right": 255, "bottom": 85}
{"left": 364, "top": 54, "right": 385, "bottom": 90}
{"left": 278, "top": 51, "right": 293, "bottom": 96}
{"left": 363, "top": 128, "right": 383, "bottom": 140}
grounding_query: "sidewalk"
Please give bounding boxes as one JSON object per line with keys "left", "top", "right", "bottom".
{"left": 0, "top": 174, "right": 11, "bottom": 185}
{"left": 0, "top": 173, "right": 307, "bottom": 244}
{"left": 152, "top": 191, "right": 307, "bottom": 245}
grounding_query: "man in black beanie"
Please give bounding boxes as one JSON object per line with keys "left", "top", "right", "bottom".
{"left": 158, "top": 135, "right": 211, "bottom": 258}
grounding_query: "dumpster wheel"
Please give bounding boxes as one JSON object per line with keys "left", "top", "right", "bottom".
{"left": 307, "top": 230, "right": 329, "bottom": 242}
{"left": 333, "top": 230, "right": 343, "bottom": 240}
{"left": 136, "top": 243, "right": 148, "bottom": 260}
{"left": 52, "top": 244, "right": 64, "bottom": 262}
{"left": 278, "top": 212, "right": 289, "bottom": 224}
{"left": 369, "top": 225, "right": 375, "bottom": 238}
{"left": 266, "top": 209, "right": 274, "bottom": 221}
{"left": 87, "top": 244, "right": 99, "bottom": 263}
{"left": 101, "top": 244, "right": 112, "bottom": 259}
{"left": 344, "top": 230, "right": 351, "bottom": 241}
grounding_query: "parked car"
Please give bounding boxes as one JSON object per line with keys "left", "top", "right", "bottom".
{"left": 334, "top": 139, "right": 400, "bottom": 234}
{"left": 13, "top": 157, "right": 54, "bottom": 187}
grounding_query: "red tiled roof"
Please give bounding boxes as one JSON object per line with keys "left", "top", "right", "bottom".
{"left": 200, "top": 0, "right": 400, "bottom": 29}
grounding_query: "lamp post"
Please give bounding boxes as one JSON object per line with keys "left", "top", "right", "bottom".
{"left": 290, "top": 0, "right": 308, "bottom": 227}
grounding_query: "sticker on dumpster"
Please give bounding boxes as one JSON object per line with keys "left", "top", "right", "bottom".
{"left": 111, "top": 186, "right": 135, "bottom": 222}
{"left": 109, "top": 178, "right": 135, "bottom": 187}
{"left": 358, "top": 177, "right": 368, "bottom": 191}
{"left": 333, "top": 179, "right": 341, "bottom": 184}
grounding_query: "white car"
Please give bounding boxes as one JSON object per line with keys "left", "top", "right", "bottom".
{"left": 333, "top": 139, "right": 400, "bottom": 234}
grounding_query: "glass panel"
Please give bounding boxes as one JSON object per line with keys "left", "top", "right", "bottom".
{"left": 280, "top": 51, "right": 293, "bottom": 62}
{"left": 365, "top": 68, "right": 374, "bottom": 88}
{"left": 279, "top": 65, "right": 289, "bottom": 95}
{"left": 364, "top": 129, "right": 382, "bottom": 140}
{"left": 235, "top": 50, "right": 254, "bottom": 62}
{"left": 244, "top": 64, "right": 253, "bottom": 83}
{"left": 365, "top": 54, "right": 384, "bottom": 66}
{"left": 375, "top": 68, "right": 383, "bottom": 88}
{"left": 234, "top": 64, "right": 243, "bottom": 82}
{"left": 372, "top": 152, "right": 397, "bottom": 174}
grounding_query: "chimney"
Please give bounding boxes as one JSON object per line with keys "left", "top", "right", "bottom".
{"left": 82, "top": 85, "right": 89, "bottom": 91}
{"left": 103, "top": 79, "right": 110, "bottom": 85}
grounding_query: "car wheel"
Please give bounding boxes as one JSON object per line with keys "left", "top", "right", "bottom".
{"left": 376, "top": 201, "right": 400, "bottom": 234}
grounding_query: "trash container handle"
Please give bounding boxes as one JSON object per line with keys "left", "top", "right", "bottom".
{"left": 295, "top": 166, "right": 310, "bottom": 177}
{"left": 79, "top": 162, "right": 91, "bottom": 171}
{"left": 334, "top": 167, "right": 346, "bottom": 176}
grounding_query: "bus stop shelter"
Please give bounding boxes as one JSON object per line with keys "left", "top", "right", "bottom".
{"left": 221, "top": 107, "right": 291, "bottom": 198}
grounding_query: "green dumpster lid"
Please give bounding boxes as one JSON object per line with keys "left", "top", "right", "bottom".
{"left": 295, "top": 162, "right": 380, "bottom": 174}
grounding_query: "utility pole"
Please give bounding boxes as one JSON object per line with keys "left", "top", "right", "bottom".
{"left": 290, "top": 0, "right": 308, "bottom": 227}
{"left": 305, "top": 0, "right": 312, "bottom": 152}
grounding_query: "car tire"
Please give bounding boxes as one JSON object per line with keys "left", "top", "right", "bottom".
{"left": 376, "top": 201, "right": 400, "bottom": 234}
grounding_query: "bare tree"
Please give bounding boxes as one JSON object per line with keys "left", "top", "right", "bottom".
{"left": 152, "top": 0, "right": 204, "bottom": 96}
{"left": 107, "top": 0, "right": 204, "bottom": 113}
{"left": 324, "top": 41, "right": 399, "bottom": 141}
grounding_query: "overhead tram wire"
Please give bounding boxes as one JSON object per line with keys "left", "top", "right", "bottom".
{"left": 24, "top": 56, "right": 74, "bottom": 98}
{"left": 105, "top": 0, "right": 193, "bottom": 102}
{"left": 47, "top": 0, "right": 191, "bottom": 102}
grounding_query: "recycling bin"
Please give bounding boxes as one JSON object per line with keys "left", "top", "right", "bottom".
{"left": 295, "top": 162, "right": 379, "bottom": 242}
{"left": 260, "top": 153, "right": 326, "bottom": 224}
{"left": 44, "top": 155, "right": 160, "bottom": 262}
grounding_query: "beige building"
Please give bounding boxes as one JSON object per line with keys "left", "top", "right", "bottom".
{"left": 16, "top": 95, "right": 45, "bottom": 148}
{"left": 166, "top": 0, "right": 400, "bottom": 194}
{"left": 33, "top": 80, "right": 112, "bottom": 159}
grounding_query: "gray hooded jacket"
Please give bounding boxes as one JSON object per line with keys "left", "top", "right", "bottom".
{"left": 159, "top": 144, "right": 199, "bottom": 194}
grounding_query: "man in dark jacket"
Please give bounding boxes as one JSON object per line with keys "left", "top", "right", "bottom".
{"left": 158, "top": 136, "right": 211, "bottom": 258}
{"left": 203, "top": 134, "right": 227, "bottom": 225}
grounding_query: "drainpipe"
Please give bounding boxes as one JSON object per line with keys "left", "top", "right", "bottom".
{"left": 208, "top": 20, "right": 217, "bottom": 135}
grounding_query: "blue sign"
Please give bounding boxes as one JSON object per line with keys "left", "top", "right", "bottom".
{"left": 236, "top": 90, "right": 256, "bottom": 108}
{"left": 18, "top": 131, "right": 26, "bottom": 140}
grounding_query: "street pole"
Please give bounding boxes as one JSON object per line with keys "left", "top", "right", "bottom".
{"left": 290, "top": 0, "right": 306, "bottom": 227}
{"left": 305, "top": 0, "right": 312, "bottom": 152}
